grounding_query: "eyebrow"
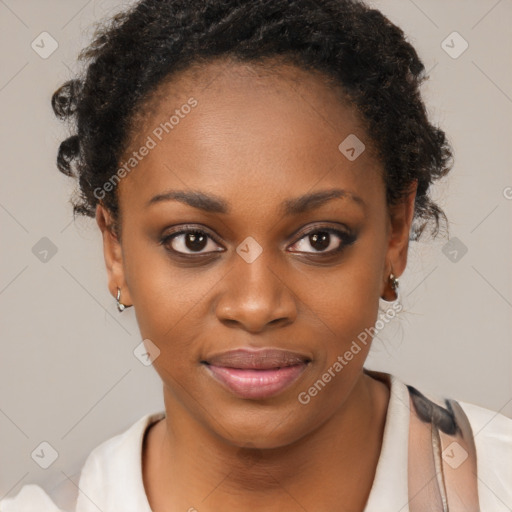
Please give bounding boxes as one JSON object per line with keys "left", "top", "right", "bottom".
{"left": 146, "top": 188, "right": 365, "bottom": 215}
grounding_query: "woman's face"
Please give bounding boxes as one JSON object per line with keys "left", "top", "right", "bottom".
{"left": 98, "top": 59, "right": 415, "bottom": 448}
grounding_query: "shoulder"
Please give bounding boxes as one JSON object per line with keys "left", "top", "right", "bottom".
{"left": 75, "top": 411, "right": 164, "bottom": 512}
{"left": 458, "top": 399, "right": 512, "bottom": 446}
{"left": 403, "top": 376, "right": 512, "bottom": 510}
{"left": 0, "top": 484, "right": 67, "bottom": 512}
{"left": 81, "top": 410, "right": 164, "bottom": 468}
{"left": 0, "top": 411, "right": 165, "bottom": 512}
{"left": 381, "top": 370, "right": 512, "bottom": 509}
{"left": 457, "top": 400, "right": 512, "bottom": 508}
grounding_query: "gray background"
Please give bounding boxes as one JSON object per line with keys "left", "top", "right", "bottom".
{"left": 1, "top": 0, "right": 511, "bottom": 501}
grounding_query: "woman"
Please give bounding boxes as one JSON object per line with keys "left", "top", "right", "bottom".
{"left": 2, "top": 0, "right": 510, "bottom": 510}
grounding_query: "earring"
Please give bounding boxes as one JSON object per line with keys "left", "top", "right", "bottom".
{"left": 389, "top": 273, "right": 399, "bottom": 297}
{"left": 116, "top": 287, "right": 127, "bottom": 312}
{"left": 379, "top": 272, "right": 401, "bottom": 309}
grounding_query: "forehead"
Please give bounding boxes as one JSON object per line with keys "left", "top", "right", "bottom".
{"left": 132, "top": 56, "right": 372, "bottom": 143}
{"left": 117, "top": 57, "right": 384, "bottom": 216}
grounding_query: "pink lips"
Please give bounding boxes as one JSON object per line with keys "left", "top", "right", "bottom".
{"left": 202, "top": 348, "right": 310, "bottom": 400}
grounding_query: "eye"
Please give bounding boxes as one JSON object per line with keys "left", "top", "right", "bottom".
{"left": 161, "top": 227, "right": 224, "bottom": 256}
{"left": 288, "top": 226, "right": 356, "bottom": 255}
{"left": 160, "top": 224, "right": 356, "bottom": 258}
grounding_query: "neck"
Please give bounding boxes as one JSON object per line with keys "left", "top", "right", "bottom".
{"left": 145, "top": 370, "right": 389, "bottom": 512}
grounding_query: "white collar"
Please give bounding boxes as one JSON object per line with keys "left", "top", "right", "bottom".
{"left": 76, "top": 411, "right": 164, "bottom": 512}
{"left": 363, "top": 369, "right": 410, "bottom": 511}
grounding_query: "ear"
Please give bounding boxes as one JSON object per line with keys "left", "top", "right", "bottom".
{"left": 381, "top": 180, "right": 418, "bottom": 297}
{"left": 95, "top": 204, "right": 132, "bottom": 307}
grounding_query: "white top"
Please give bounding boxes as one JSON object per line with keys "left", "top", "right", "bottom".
{"left": 2, "top": 372, "right": 511, "bottom": 511}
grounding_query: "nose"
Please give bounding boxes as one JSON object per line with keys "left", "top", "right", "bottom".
{"left": 213, "top": 249, "right": 297, "bottom": 333}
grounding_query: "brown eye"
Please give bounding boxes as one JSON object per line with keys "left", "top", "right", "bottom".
{"left": 162, "top": 229, "right": 223, "bottom": 255}
{"left": 308, "top": 231, "right": 331, "bottom": 251}
{"left": 289, "top": 228, "right": 356, "bottom": 255}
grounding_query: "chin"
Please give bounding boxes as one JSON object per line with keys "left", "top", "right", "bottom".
{"left": 208, "top": 401, "right": 316, "bottom": 450}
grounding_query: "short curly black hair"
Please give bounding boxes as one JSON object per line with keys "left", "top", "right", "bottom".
{"left": 52, "top": 0, "right": 453, "bottom": 241}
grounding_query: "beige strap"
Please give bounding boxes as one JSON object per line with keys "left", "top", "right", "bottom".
{"left": 407, "top": 385, "right": 480, "bottom": 511}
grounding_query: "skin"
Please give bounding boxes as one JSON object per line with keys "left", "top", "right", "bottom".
{"left": 96, "top": 58, "right": 417, "bottom": 511}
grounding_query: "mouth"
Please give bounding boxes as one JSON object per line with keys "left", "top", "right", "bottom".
{"left": 201, "top": 348, "right": 311, "bottom": 400}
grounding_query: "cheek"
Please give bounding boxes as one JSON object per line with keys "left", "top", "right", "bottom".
{"left": 121, "top": 236, "right": 177, "bottom": 337}
{"left": 301, "top": 237, "right": 385, "bottom": 375}
{"left": 122, "top": 237, "right": 218, "bottom": 361}
{"left": 292, "top": 263, "right": 383, "bottom": 415}
{"left": 326, "top": 263, "right": 381, "bottom": 327}
{"left": 313, "top": 244, "right": 384, "bottom": 329}
{"left": 301, "top": 274, "right": 379, "bottom": 376}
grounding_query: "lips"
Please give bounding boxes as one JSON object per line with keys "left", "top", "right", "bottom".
{"left": 204, "top": 348, "right": 311, "bottom": 369}
{"left": 202, "top": 348, "right": 311, "bottom": 399}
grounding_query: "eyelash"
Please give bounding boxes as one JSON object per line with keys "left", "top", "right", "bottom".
{"left": 159, "top": 224, "right": 357, "bottom": 258}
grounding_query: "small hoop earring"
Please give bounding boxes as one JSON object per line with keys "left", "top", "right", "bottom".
{"left": 379, "top": 272, "right": 401, "bottom": 309}
{"left": 389, "top": 273, "right": 399, "bottom": 295}
{"left": 116, "top": 287, "right": 127, "bottom": 312}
